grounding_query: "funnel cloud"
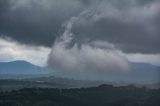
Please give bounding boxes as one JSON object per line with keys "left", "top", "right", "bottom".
{"left": 48, "top": 14, "right": 130, "bottom": 79}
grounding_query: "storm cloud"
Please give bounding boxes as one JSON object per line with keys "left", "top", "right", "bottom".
{"left": 70, "top": 0, "right": 160, "bottom": 53}
{"left": 0, "top": 0, "right": 160, "bottom": 54}
{"left": 0, "top": 0, "right": 88, "bottom": 46}
{"left": 47, "top": 15, "right": 130, "bottom": 79}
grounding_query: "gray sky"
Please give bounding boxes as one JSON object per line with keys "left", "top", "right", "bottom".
{"left": 0, "top": 0, "right": 160, "bottom": 67}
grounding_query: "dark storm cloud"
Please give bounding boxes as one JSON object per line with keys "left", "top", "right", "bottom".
{"left": 0, "top": 0, "right": 88, "bottom": 46}
{"left": 72, "top": 17, "right": 160, "bottom": 54}
{"left": 70, "top": 0, "right": 160, "bottom": 53}
{"left": 0, "top": 0, "right": 160, "bottom": 53}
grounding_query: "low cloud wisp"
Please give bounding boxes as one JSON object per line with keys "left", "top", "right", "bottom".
{"left": 0, "top": 36, "right": 50, "bottom": 66}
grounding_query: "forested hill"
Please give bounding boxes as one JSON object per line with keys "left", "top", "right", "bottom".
{"left": 0, "top": 85, "right": 160, "bottom": 106}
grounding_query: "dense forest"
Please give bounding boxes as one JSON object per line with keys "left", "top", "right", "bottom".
{"left": 0, "top": 85, "right": 160, "bottom": 106}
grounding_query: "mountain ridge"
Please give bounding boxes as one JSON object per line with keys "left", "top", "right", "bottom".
{"left": 0, "top": 60, "right": 48, "bottom": 75}
{"left": 0, "top": 60, "right": 159, "bottom": 84}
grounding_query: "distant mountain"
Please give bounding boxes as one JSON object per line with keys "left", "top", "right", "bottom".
{"left": 0, "top": 60, "right": 49, "bottom": 75}
{"left": 0, "top": 60, "right": 159, "bottom": 89}
{"left": 0, "top": 60, "right": 159, "bottom": 84}
{"left": 131, "top": 62, "right": 160, "bottom": 71}
{"left": 129, "top": 62, "right": 160, "bottom": 84}
{"left": 103, "top": 62, "right": 160, "bottom": 84}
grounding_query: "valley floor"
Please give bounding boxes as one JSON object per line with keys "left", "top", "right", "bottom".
{"left": 0, "top": 85, "right": 160, "bottom": 106}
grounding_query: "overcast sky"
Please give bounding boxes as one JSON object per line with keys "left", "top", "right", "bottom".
{"left": 0, "top": 0, "right": 160, "bottom": 69}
